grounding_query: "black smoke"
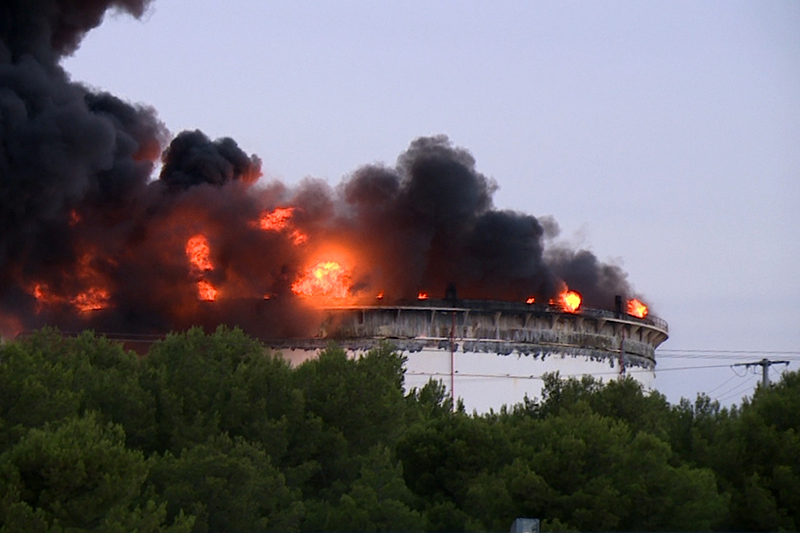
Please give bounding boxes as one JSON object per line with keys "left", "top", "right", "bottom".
{"left": 0, "top": 1, "right": 645, "bottom": 339}
{"left": 1, "top": 1, "right": 161, "bottom": 295}
{"left": 159, "top": 130, "right": 261, "bottom": 192}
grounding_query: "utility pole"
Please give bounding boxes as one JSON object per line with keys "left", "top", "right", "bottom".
{"left": 733, "top": 358, "right": 790, "bottom": 388}
{"left": 450, "top": 311, "right": 456, "bottom": 411}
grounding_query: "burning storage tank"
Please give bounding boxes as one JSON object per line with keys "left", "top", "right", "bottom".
{"left": 270, "top": 294, "right": 669, "bottom": 412}
{"left": 0, "top": 0, "right": 672, "bottom": 414}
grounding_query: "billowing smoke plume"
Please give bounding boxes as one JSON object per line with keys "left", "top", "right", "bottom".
{"left": 0, "top": 1, "right": 645, "bottom": 339}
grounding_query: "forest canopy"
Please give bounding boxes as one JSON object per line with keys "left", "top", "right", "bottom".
{"left": 0, "top": 327, "right": 798, "bottom": 532}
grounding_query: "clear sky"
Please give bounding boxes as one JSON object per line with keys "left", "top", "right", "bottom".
{"left": 62, "top": 0, "right": 800, "bottom": 406}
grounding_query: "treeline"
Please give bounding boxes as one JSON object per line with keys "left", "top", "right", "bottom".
{"left": 0, "top": 328, "right": 797, "bottom": 532}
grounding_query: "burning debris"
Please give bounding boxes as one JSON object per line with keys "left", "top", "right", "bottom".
{"left": 0, "top": 0, "right": 651, "bottom": 340}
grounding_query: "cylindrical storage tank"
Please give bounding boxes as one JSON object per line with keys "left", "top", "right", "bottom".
{"left": 270, "top": 300, "right": 669, "bottom": 412}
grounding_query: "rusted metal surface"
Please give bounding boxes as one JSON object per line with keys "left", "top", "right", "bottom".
{"left": 269, "top": 300, "right": 668, "bottom": 370}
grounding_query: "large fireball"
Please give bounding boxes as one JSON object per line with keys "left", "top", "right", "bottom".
{"left": 560, "top": 289, "right": 582, "bottom": 313}
{"left": 292, "top": 260, "right": 352, "bottom": 300}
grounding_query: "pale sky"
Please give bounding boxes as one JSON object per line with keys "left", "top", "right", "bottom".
{"left": 63, "top": 0, "right": 800, "bottom": 406}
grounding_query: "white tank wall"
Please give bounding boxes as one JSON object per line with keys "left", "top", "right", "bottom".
{"left": 405, "top": 347, "right": 655, "bottom": 413}
{"left": 277, "top": 346, "right": 656, "bottom": 413}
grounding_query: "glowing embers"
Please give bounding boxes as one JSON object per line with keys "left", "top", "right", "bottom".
{"left": 558, "top": 289, "right": 582, "bottom": 313}
{"left": 526, "top": 296, "right": 536, "bottom": 304}
{"left": 627, "top": 298, "right": 648, "bottom": 318}
{"left": 291, "top": 260, "right": 352, "bottom": 301}
{"left": 185, "top": 233, "right": 218, "bottom": 301}
{"left": 257, "top": 207, "right": 307, "bottom": 245}
{"left": 417, "top": 291, "right": 429, "bottom": 301}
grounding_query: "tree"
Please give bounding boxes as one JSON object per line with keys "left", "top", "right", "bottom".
{"left": 0, "top": 329, "right": 157, "bottom": 453}
{"left": 0, "top": 414, "right": 192, "bottom": 533}
{"left": 148, "top": 434, "right": 302, "bottom": 533}
{"left": 396, "top": 412, "right": 511, "bottom": 529}
{"left": 301, "top": 446, "right": 423, "bottom": 532}
{"left": 0, "top": 330, "right": 81, "bottom": 452}
{"left": 142, "top": 326, "right": 298, "bottom": 458}
{"left": 725, "top": 371, "right": 800, "bottom": 530}
{"left": 290, "top": 343, "right": 409, "bottom": 499}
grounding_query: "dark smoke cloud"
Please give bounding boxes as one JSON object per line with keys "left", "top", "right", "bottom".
{"left": 0, "top": 0, "right": 152, "bottom": 62}
{"left": 335, "top": 135, "right": 554, "bottom": 301}
{"left": 0, "top": 0, "right": 164, "bottom": 290}
{"left": 159, "top": 130, "right": 261, "bottom": 192}
{"left": 0, "top": 1, "right": 645, "bottom": 339}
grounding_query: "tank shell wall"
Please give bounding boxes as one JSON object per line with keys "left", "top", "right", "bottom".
{"left": 268, "top": 301, "right": 668, "bottom": 412}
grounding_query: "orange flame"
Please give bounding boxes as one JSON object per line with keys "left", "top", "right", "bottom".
{"left": 71, "top": 288, "right": 111, "bottom": 312}
{"left": 32, "top": 283, "right": 49, "bottom": 302}
{"left": 257, "top": 207, "right": 308, "bottom": 245}
{"left": 418, "top": 291, "right": 429, "bottom": 300}
{"left": 289, "top": 229, "right": 308, "bottom": 245}
{"left": 31, "top": 283, "right": 61, "bottom": 309}
{"left": 627, "top": 298, "right": 648, "bottom": 318}
{"left": 376, "top": 291, "right": 384, "bottom": 300}
{"left": 559, "top": 289, "right": 582, "bottom": 313}
{"left": 259, "top": 207, "right": 294, "bottom": 231}
{"left": 197, "top": 279, "right": 218, "bottom": 301}
{"left": 30, "top": 282, "right": 110, "bottom": 313}
{"left": 186, "top": 234, "right": 218, "bottom": 301}
{"left": 30, "top": 248, "right": 112, "bottom": 313}
{"left": 526, "top": 296, "right": 536, "bottom": 304}
{"left": 186, "top": 234, "right": 213, "bottom": 272}
{"left": 291, "top": 260, "right": 351, "bottom": 300}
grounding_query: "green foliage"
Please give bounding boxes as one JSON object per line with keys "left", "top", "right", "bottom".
{"left": 290, "top": 342, "right": 409, "bottom": 499}
{"left": 142, "top": 326, "right": 296, "bottom": 456}
{"left": 0, "top": 329, "right": 156, "bottom": 453}
{"left": 723, "top": 373, "right": 800, "bottom": 531}
{"left": 0, "top": 413, "right": 192, "bottom": 533}
{"left": 301, "top": 445, "right": 423, "bottom": 532}
{"left": 293, "top": 342, "right": 407, "bottom": 453}
{"left": 2, "top": 328, "right": 799, "bottom": 531}
{"left": 148, "top": 434, "right": 302, "bottom": 533}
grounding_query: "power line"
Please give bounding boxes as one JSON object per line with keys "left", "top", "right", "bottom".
{"left": 405, "top": 363, "right": 736, "bottom": 382}
{"left": 715, "top": 376, "right": 760, "bottom": 404}
{"left": 659, "top": 349, "right": 800, "bottom": 355}
{"left": 658, "top": 350, "right": 800, "bottom": 362}
{"left": 704, "top": 373, "right": 740, "bottom": 395}
{"left": 650, "top": 363, "right": 745, "bottom": 372}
